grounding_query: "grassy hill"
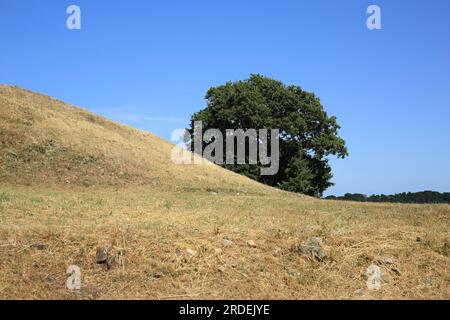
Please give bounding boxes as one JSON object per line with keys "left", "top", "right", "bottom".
{"left": 0, "top": 85, "right": 449, "bottom": 299}
{"left": 0, "top": 84, "right": 272, "bottom": 193}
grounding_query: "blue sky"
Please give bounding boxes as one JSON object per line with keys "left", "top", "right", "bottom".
{"left": 1, "top": 0, "right": 449, "bottom": 196}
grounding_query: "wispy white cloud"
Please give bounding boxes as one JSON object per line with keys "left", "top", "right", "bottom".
{"left": 119, "top": 114, "right": 186, "bottom": 125}
{"left": 91, "top": 106, "right": 188, "bottom": 126}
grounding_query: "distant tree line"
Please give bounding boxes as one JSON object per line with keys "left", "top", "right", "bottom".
{"left": 325, "top": 191, "right": 450, "bottom": 204}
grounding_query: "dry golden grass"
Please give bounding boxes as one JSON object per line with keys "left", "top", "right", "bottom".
{"left": 0, "top": 85, "right": 449, "bottom": 300}
{"left": 0, "top": 84, "right": 271, "bottom": 194}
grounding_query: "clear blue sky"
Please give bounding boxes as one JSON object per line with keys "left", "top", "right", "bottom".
{"left": 1, "top": 0, "right": 449, "bottom": 196}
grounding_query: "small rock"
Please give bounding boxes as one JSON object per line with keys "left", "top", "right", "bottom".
{"left": 214, "top": 248, "right": 223, "bottom": 255}
{"left": 246, "top": 240, "right": 257, "bottom": 248}
{"left": 221, "top": 239, "right": 234, "bottom": 247}
{"left": 273, "top": 247, "right": 282, "bottom": 256}
{"left": 425, "top": 276, "right": 433, "bottom": 287}
{"left": 175, "top": 248, "right": 182, "bottom": 257}
{"left": 218, "top": 266, "right": 226, "bottom": 273}
{"left": 298, "top": 237, "right": 327, "bottom": 261}
{"left": 31, "top": 243, "right": 48, "bottom": 250}
{"left": 96, "top": 247, "right": 108, "bottom": 264}
{"left": 186, "top": 248, "right": 197, "bottom": 257}
{"left": 416, "top": 236, "right": 422, "bottom": 242}
{"left": 384, "top": 257, "right": 396, "bottom": 265}
{"left": 287, "top": 270, "right": 299, "bottom": 277}
{"left": 153, "top": 271, "right": 164, "bottom": 278}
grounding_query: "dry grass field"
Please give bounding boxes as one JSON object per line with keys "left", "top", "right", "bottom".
{"left": 0, "top": 85, "right": 449, "bottom": 299}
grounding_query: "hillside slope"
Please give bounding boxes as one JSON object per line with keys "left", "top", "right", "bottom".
{"left": 0, "top": 85, "right": 448, "bottom": 300}
{"left": 0, "top": 85, "right": 272, "bottom": 194}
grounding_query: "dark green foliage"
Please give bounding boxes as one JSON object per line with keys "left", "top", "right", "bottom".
{"left": 325, "top": 191, "right": 450, "bottom": 204}
{"left": 188, "top": 75, "right": 348, "bottom": 196}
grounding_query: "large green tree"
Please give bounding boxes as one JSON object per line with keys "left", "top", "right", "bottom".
{"left": 188, "top": 75, "right": 348, "bottom": 196}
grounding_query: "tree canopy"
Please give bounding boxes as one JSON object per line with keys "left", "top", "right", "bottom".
{"left": 188, "top": 75, "right": 348, "bottom": 197}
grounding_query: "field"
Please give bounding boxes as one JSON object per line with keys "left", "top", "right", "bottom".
{"left": 0, "top": 85, "right": 449, "bottom": 299}
{"left": 1, "top": 186, "right": 449, "bottom": 299}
